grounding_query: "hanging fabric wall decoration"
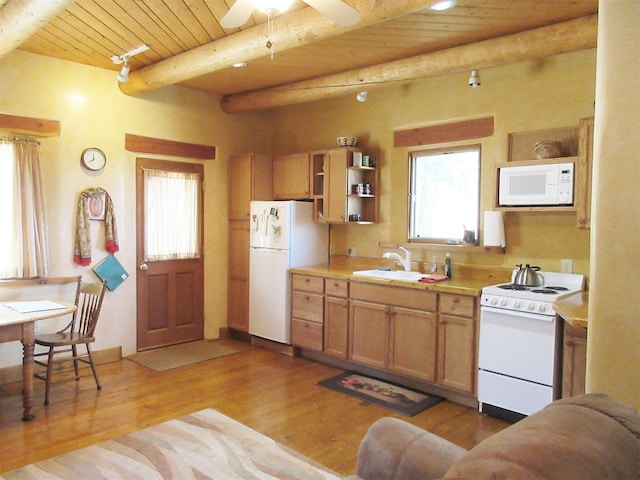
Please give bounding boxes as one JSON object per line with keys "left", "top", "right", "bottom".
{"left": 73, "top": 187, "right": 119, "bottom": 266}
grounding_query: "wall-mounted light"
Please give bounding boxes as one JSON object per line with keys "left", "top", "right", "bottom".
{"left": 429, "top": 0, "right": 456, "bottom": 11}
{"left": 356, "top": 91, "right": 368, "bottom": 102}
{"left": 468, "top": 70, "right": 481, "bottom": 87}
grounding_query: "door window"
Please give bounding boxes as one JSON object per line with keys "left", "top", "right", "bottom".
{"left": 143, "top": 168, "right": 201, "bottom": 261}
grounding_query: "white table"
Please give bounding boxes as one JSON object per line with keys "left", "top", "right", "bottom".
{"left": 0, "top": 301, "right": 76, "bottom": 420}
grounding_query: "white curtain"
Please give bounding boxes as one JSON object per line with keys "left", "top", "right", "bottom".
{"left": 144, "top": 168, "right": 201, "bottom": 261}
{"left": 0, "top": 137, "right": 49, "bottom": 278}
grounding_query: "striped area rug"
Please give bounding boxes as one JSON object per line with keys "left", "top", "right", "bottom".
{"left": 1, "top": 409, "right": 340, "bottom": 479}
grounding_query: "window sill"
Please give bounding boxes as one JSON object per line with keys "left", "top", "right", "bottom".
{"left": 379, "top": 241, "right": 505, "bottom": 254}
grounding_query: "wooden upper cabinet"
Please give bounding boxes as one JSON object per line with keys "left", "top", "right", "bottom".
{"left": 325, "top": 148, "right": 349, "bottom": 222}
{"left": 273, "top": 152, "right": 310, "bottom": 200}
{"left": 228, "top": 153, "right": 272, "bottom": 220}
{"left": 576, "top": 117, "right": 594, "bottom": 229}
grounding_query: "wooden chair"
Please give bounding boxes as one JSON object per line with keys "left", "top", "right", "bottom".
{"left": 34, "top": 279, "right": 107, "bottom": 405}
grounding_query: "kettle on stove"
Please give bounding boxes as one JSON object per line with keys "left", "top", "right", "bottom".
{"left": 513, "top": 264, "right": 543, "bottom": 286}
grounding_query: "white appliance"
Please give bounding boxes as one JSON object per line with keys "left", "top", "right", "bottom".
{"left": 249, "top": 200, "right": 328, "bottom": 344}
{"left": 498, "top": 162, "right": 574, "bottom": 206}
{"left": 478, "top": 270, "right": 585, "bottom": 420}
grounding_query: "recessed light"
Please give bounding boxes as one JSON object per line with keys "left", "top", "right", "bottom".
{"left": 429, "top": 0, "right": 456, "bottom": 11}
{"left": 232, "top": 62, "right": 247, "bottom": 68}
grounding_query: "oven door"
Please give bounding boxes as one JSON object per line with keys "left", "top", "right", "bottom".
{"left": 478, "top": 305, "right": 559, "bottom": 415}
{"left": 479, "top": 305, "right": 557, "bottom": 383}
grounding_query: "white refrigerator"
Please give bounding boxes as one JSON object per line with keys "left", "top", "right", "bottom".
{"left": 249, "top": 200, "right": 328, "bottom": 344}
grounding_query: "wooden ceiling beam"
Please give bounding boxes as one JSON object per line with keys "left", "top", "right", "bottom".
{"left": 220, "top": 15, "right": 598, "bottom": 113}
{"left": 0, "top": 0, "right": 75, "bottom": 58}
{"left": 119, "top": 0, "right": 439, "bottom": 96}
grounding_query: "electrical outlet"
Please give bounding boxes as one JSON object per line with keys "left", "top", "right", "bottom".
{"left": 561, "top": 259, "right": 573, "bottom": 273}
{"left": 347, "top": 246, "right": 356, "bottom": 257}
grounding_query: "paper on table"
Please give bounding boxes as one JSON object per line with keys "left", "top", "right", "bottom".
{"left": 4, "top": 300, "right": 67, "bottom": 314}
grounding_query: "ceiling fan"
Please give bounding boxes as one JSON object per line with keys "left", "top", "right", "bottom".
{"left": 220, "top": 0, "right": 361, "bottom": 28}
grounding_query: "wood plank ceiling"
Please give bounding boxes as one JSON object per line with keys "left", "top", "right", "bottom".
{"left": 6, "top": 0, "right": 598, "bottom": 112}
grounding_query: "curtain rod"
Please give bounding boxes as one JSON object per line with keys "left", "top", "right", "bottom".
{"left": 0, "top": 135, "right": 41, "bottom": 145}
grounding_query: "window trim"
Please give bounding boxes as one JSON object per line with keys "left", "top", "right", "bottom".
{"left": 407, "top": 144, "right": 481, "bottom": 245}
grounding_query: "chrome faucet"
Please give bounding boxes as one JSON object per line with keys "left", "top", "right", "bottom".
{"left": 383, "top": 247, "right": 412, "bottom": 271}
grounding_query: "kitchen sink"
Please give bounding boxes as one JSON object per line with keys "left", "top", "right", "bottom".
{"left": 352, "top": 269, "right": 428, "bottom": 282}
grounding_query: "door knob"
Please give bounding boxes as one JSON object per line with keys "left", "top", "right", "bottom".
{"left": 139, "top": 262, "right": 149, "bottom": 271}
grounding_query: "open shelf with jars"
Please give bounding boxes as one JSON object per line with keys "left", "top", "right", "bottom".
{"left": 311, "top": 147, "right": 380, "bottom": 224}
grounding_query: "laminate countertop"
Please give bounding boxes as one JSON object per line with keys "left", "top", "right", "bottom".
{"left": 290, "top": 259, "right": 512, "bottom": 297}
{"left": 292, "top": 259, "right": 589, "bottom": 328}
{"left": 553, "top": 291, "right": 589, "bottom": 329}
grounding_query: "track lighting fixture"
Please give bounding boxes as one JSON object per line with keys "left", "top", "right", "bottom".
{"left": 468, "top": 69, "right": 481, "bottom": 87}
{"left": 356, "top": 91, "right": 368, "bottom": 102}
{"left": 117, "top": 60, "right": 130, "bottom": 83}
{"left": 110, "top": 44, "right": 150, "bottom": 83}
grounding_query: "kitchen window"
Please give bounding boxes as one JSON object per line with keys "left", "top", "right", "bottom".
{"left": 409, "top": 146, "right": 480, "bottom": 244}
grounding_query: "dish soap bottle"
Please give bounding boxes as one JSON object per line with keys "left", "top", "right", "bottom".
{"left": 444, "top": 252, "right": 452, "bottom": 279}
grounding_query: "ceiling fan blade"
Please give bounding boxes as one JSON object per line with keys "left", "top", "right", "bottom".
{"left": 303, "top": 0, "right": 361, "bottom": 26}
{"left": 220, "top": 0, "right": 256, "bottom": 28}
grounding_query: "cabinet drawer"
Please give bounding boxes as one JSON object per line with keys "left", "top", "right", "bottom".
{"left": 350, "top": 282, "right": 437, "bottom": 312}
{"left": 439, "top": 294, "right": 475, "bottom": 317}
{"left": 291, "top": 319, "right": 323, "bottom": 351}
{"left": 292, "top": 274, "right": 324, "bottom": 293}
{"left": 291, "top": 291, "right": 324, "bottom": 323}
{"left": 325, "top": 279, "right": 348, "bottom": 297}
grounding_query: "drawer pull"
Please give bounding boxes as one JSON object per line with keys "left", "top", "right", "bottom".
{"left": 304, "top": 278, "right": 310, "bottom": 283}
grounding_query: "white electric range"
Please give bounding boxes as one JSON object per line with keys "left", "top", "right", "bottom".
{"left": 478, "top": 271, "right": 585, "bottom": 421}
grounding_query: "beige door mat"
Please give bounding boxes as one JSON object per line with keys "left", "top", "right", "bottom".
{"left": 127, "top": 340, "right": 239, "bottom": 371}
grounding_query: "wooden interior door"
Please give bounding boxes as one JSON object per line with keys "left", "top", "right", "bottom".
{"left": 136, "top": 158, "right": 204, "bottom": 350}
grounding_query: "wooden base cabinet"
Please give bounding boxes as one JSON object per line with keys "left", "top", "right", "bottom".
{"left": 437, "top": 294, "right": 477, "bottom": 394}
{"left": 349, "top": 300, "right": 389, "bottom": 369}
{"left": 389, "top": 307, "right": 438, "bottom": 382}
{"left": 324, "top": 279, "right": 349, "bottom": 358}
{"left": 292, "top": 276, "right": 478, "bottom": 398}
{"left": 291, "top": 275, "right": 324, "bottom": 351}
{"left": 562, "top": 322, "right": 587, "bottom": 397}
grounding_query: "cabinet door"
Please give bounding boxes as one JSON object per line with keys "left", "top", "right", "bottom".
{"left": 562, "top": 322, "right": 587, "bottom": 397}
{"left": 227, "top": 221, "right": 250, "bottom": 331}
{"left": 228, "top": 154, "right": 252, "bottom": 220}
{"left": 325, "top": 149, "right": 348, "bottom": 222}
{"left": 228, "top": 221, "right": 249, "bottom": 278}
{"left": 437, "top": 313, "right": 476, "bottom": 394}
{"left": 389, "top": 307, "right": 438, "bottom": 382}
{"left": 325, "top": 296, "right": 349, "bottom": 358}
{"left": 349, "top": 300, "right": 388, "bottom": 368}
{"left": 273, "top": 152, "right": 310, "bottom": 199}
{"left": 228, "top": 277, "right": 248, "bottom": 331}
{"left": 228, "top": 153, "right": 272, "bottom": 220}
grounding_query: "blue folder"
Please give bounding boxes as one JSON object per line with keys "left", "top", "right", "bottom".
{"left": 92, "top": 254, "right": 129, "bottom": 291}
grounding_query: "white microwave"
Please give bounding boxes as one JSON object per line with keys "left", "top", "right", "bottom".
{"left": 498, "top": 162, "right": 574, "bottom": 206}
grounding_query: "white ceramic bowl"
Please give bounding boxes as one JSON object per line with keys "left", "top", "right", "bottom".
{"left": 337, "top": 136, "right": 357, "bottom": 147}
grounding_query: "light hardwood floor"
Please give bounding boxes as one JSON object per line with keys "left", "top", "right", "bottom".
{"left": 0, "top": 339, "right": 509, "bottom": 475}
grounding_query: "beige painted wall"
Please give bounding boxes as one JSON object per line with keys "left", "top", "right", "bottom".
{"left": 269, "top": 50, "right": 596, "bottom": 275}
{"left": 587, "top": 0, "right": 639, "bottom": 409}
{"left": 0, "top": 50, "right": 270, "bottom": 368}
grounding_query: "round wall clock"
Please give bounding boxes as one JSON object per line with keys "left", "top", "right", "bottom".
{"left": 81, "top": 147, "right": 107, "bottom": 171}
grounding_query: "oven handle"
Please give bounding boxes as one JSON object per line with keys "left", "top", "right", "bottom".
{"left": 480, "top": 305, "right": 555, "bottom": 322}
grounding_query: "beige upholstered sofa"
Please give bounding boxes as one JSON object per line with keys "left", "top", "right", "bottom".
{"left": 348, "top": 393, "right": 640, "bottom": 479}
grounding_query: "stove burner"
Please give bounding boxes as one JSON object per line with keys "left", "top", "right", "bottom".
{"left": 530, "top": 289, "right": 558, "bottom": 294}
{"left": 545, "top": 286, "right": 569, "bottom": 291}
{"left": 498, "top": 284, "right": 529, "bottom": 291}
